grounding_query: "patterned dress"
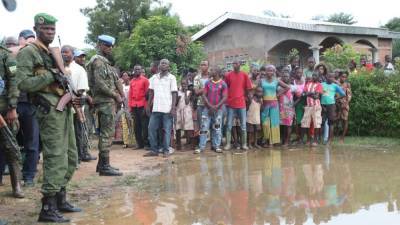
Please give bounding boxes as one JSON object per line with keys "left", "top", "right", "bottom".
{"left": 175, "top": 90, "right": 194, "bottom": 130}
{"left": 260, "top": 78, "right": 280, "bottom": 144}
{"left": 279, "top": 85, "right": 296, "bottom": 126}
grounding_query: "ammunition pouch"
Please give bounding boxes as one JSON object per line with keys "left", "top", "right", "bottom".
{"left": 32, "top": 95, "right": 51, "bottom": 115}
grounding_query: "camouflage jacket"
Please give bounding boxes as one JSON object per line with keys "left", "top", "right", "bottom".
{"left": 16, "top": 40, "right": 63, "bottom": 106}
{"left": 86, "top": 53, "right": 119, "bottom": 104}
{"left": 0, "top": 45, "right": 19, "bottom": 112}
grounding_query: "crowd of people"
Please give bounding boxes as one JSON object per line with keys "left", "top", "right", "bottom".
{"left": 0, "top": 11, "right": 395, "bottom": 224}
{"left": 122, "top": 57, "right": 353, "bottom": 157}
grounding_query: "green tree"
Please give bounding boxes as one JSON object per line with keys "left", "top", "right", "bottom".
{"left": 325, "top": 12, "right": 357, "bottom": 25}
{"left": 81, "top": 0, "right": 170, "bottom": 44}
{"left": 322, "top": 44, "right": 360, "bottom": 70}
{"left": 113, "top": 16, "right": 205, "bottom": 75}
{"left": 383, "top": 17, "right": 400, "bottom": 31}
{"left": 383, "top": 17, "right": 400, "bottom": 58}
{"left": 186, "top": 24, "right": 205, "bottom": 36}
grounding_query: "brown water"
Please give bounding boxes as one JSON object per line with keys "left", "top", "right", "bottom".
{"left": 70, "top": 147, "right": 400, "bottom": 225}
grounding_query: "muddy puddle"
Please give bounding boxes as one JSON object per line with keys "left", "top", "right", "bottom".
{"left": 70, "top": 147, "right": 400, "bottom": 225}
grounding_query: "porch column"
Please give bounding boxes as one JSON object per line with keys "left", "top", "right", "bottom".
{"left": 309, "top": 46, "right": 322, "bottom": 65}
{"left": 370, "top": 48, "right": 379, "bottom": 63}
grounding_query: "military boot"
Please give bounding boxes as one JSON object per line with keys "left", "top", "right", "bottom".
{"left": 56, "top": 187, "right": 82, "bottom": 213}
{"left": 81, "top": 147, "right": 97, "bottom": 162}
{"left": 96, "top": 156, "right": 119, "bottom": 172}
{"left": 224, "top": 131, "right": 232, "bottom": 151}
{"left": 99, "top": 156, "right": 123, "bottom": 176}
{"left": 241, "top": 130, "right": 249, "bottom": 151}
{"left": 8, "top": 161, "right": 24, "bottom": 198}
{"left": 38, "top": 196, "right": 70, "bottom": 223}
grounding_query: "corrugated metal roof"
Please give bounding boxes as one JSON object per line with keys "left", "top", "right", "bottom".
{"left": 192, "top": 12, "right": 400, "bottom": 41}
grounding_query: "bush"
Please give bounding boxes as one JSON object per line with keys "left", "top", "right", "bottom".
{"left": 322, "top": 44, "right": 360, "bottom": 71}
{"left": 348, "top": 70, "right": 400, "bottom": 137}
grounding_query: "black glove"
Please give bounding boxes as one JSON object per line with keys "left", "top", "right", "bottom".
{"left": 53, "top": 73, "right": 69, "bottom": 88}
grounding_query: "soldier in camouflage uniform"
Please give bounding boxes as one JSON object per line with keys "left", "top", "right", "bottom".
{"left": 87, "top": 35, "right": 123, "bottom": 176}
{"left": 16, "top": 13, "right": 81, "bottom": 223}
{"left": 0, "top": 44, "right": 24, "bottom": 199}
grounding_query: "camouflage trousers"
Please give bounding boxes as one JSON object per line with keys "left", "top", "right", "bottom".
{"left": 95, "top": 102, "right": 115, "bottom": 158}
{"left": 35, "top": 106, "right": 78, "bottom": 196}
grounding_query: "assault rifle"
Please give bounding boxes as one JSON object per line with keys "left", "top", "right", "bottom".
{"left": 0, "top": 114, "right": 21, "bottom": 161}
{"left": 49, "top": 47, "right": 92, "bottom": 149}
{"left": 0, "top": 114, "right": 24, "bottom": 197}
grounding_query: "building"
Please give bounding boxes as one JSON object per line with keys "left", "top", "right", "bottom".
{"left": 192, "top": 12, "right": 400, "bottom": 68}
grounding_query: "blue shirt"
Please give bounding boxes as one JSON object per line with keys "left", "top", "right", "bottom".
{"left": 321, "top": 82, "right": 345, "bottom": 105}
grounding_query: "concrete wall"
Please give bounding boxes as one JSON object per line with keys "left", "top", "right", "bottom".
{"left": 378, "top": 38, "right": 392, "bottom": 64}
{"left": 200, "top": 20, "right": 389, "bottom": 67}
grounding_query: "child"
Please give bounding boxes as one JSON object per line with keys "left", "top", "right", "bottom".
{"left": 278, "top": 72, "right": 297, "bottom": 146}
{"left": 175, "top": 79, "right": 194, "bottom": 150}
{"left": 321, "top": 73, "right": 345, "bottom": 145}
{"left": 336, "top": 71, "right": 352, "bottom": 143}
{"left": 301, "top": 73, "right": 323, "bottom": 146}
{"left": 246, "top": 86, "right": 262, "bottom": 149}
{"left": 195, "top": 66, "right": 228, "bottom": 153}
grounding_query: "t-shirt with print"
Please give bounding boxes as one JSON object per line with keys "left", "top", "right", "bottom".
{"left": 203, "top": 79, "right": 228, "bottom": 107}
{"left": 304, "top": 81, "right": 323, "bottom": 106}
{"left": 321, "top": 82, "right": 345, "bottom": 105}
{"left": 193, "top": 74, "right": 209, "bottom": 106}
{"left": 149, "top": 73, "right": 178, "bottom": 113}
{"left": 224, "top": 71, "right": 252, "bottom": 108}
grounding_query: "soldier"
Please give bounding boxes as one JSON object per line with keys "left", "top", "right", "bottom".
{"left": 16, "top": 13, "right": 81, "bottom": 223}
{"left": 0, "top": 43, "right": 24, "bottom": 198}
{"left": 87, "top": 35, "right": 123, "bottom": 176}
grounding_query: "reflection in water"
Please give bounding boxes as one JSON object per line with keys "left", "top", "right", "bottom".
{"left": 72, "top": 147, "right": 400, "bottom": 225}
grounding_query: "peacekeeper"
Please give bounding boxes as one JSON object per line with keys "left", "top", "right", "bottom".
{"left": 16, "top": 13, "right": 81, "bottom": 223}
{"left": 87, "top": 34, "right": 123, "bottom": 176}
{"left": 0, "top": 44, "right": 24, "bottom": 198}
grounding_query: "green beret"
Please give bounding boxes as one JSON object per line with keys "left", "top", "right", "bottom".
{"left": 34, "top": 13, "right": 57, "bottom": 25}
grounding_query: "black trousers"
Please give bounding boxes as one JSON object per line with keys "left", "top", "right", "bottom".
{"left": 132, "top": 107, "right": 149, "bottom": 147}
{"left": 74, "top": 114, "right": 87, "bottom": 160}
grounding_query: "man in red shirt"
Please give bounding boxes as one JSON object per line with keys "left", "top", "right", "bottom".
{"left": 129, "top": 65, "right": 150, "bottom": 149}
{"left": 224, "top": 60, "right": 253, "bottom": 151}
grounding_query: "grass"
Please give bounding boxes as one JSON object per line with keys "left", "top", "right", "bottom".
{"left": 334, "top": 136, "right": 400, "bottom": 148}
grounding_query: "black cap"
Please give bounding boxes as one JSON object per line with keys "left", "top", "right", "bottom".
{"left": 18, "top": 29, "right": 35, "bottom": 39}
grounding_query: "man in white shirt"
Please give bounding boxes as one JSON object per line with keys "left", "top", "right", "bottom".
{"left": 62, "top": 45, "right": 96, "bottom": 163}
{"left": 384, "top": 55, "right": 395, "bottom": 75}
{"left": 145, "top": 59, "right": 178, "bottom": 157}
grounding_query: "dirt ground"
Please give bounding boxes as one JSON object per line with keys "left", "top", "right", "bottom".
{"left": 0, "top": 144, "right": 190, "bottom": 225}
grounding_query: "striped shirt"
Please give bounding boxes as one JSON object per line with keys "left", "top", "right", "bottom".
{"left": 304, "top": 81, "right": 323, "bottom": 106}
{"left": 204, "top": 79, "right": 228, "bottom": 106}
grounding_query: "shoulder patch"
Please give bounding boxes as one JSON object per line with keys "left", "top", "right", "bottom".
{"left": 93, "top": 58, "right": 104, "bottom": 67}
{"left": 9, "top": 66, "right": 17, "bottom": 73}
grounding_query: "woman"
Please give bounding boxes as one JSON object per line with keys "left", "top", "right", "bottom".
{"left": 259, "top": 65, "right": 290, "bottom": 147}
{"left": 316, "top": 63, "right": 328, "bottom": 83}
{"left": 114, "top": 71, "right": 135, "bottom": 147}
{"left": 292, "top": 67, "right": 306, "bottom": 144}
